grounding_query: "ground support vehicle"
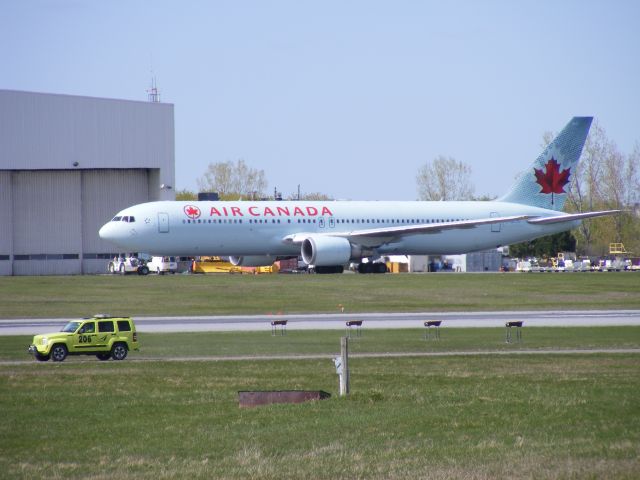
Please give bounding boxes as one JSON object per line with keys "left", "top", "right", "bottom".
{"left": 147, "top": 256, "right": 178, "bottom": 274}
{"left": 516, "top": 260, "right": 532, "bottom": 272}
{"left": 108, "top": 255, "right": 149, "bottom": 275}
{"left": 28, "top": 315, "right": 139, "bottom": 362}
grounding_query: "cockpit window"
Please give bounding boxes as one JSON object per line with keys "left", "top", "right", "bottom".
{"left": 112, "top": 216, "right": 122, "bottom": 222}
{"left": 128, "top": 216, "right": 135, "bottom": 223}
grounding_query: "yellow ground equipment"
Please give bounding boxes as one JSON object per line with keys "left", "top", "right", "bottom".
{"left": 192, "top": 257, "right": 242, "bottom": 274}
{"left": 609, "top": 243, "right": 629, "bottom": 255}
{"left": 386, "top": 261, "right": 408, "bottom": 273}
{"left": 192, "top": 256, "right": 279, "bottom": 274}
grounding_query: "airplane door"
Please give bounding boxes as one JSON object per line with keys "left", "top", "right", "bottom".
{"left": 490, "top": 212, "right": 501, "bottom": 232}
{"left": 158, "top": 213, "right": 169, "bottom": 233}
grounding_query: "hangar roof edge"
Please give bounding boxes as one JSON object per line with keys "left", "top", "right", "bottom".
{"left": 0, "top": 89, "right": 174, "bottom": 108}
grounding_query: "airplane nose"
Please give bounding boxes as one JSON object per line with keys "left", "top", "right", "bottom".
{"left": 98, "top": 222, "right": 114, "bottom": 241}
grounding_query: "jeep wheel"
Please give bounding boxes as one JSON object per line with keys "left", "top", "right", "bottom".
{"left": 96, "top": 352, "right": 111, "bottom": 361}
{"left": 138, "top": 266, "right": 149, "bottom": 276}
{"left": 35, "top": 352, "right": 50, "bottom": 362}
{"left": 51, "top": 344, "right": 68, "bottom": 362}
{"left": 111, "top": 343, "right": 128, "bottom": 361}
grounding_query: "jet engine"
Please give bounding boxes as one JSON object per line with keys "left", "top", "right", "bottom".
{"left": 229, "top": 255, "right": 276, "bottom": 267}
{"left": 301, "top": 236, "right": 361, "bottom": 266}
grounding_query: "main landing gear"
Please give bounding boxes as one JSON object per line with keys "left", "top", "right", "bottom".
{"left": 308, "top": 263, "right": 387, "bottom": 274}
{"left": 312, "top": 265, "right": 345, "bottom": 274}
{"left": 357, "top": 263, "right": 388, "bottom": 274}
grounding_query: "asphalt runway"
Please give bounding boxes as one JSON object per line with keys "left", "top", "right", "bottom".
{"left": 2, "top": 310, "right": 639, "bottom": 335}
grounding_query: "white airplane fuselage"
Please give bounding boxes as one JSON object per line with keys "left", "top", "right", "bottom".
{"left": 99, "top": 200, "right": 578, "bottom": 258}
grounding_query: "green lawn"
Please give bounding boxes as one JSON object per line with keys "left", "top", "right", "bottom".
{"left": 0, "top": 272, "right": 638, "bottom": 319}
{"left": 2, "top": 326, "right": 640, "bottom": 361}
{"left": 2, "top": 273, "right": 639, "bottom": 479}
{"left": 1, "top": 349, "right": 638, "bottom": 479}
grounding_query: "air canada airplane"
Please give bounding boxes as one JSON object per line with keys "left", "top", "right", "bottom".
{"left": 100, "top": 117, "right": 618, "bottom": 273}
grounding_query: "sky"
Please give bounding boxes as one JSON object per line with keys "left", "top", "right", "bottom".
{"left": 1, "top": 0, "right": 639, "bottom": 200}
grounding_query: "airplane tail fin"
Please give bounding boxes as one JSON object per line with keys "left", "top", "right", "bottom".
{"left": 497, "top": 117, "right": 592, "bottom": 211}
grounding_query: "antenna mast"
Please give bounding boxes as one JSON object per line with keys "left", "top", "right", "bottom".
{"left": 147, "top": 76, "right": 161, "bottom": 103}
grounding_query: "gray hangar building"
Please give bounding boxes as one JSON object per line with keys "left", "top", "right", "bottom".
{"left": 0, "top": 89, "right": 175, "bottom": 276}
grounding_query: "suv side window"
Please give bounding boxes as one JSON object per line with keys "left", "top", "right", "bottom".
{"left": 117, "top": 320, "right": 131, "bottom": 332}
{"left": 98, "top": 321, "right": 115, "bottom": 333}
{"left": 79, "top": 322, "right": 95, "bottom": 334}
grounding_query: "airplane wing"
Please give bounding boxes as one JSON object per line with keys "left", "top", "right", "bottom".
{"left": 283, "top": 214, "right": 533, "bottom": 247}
{"left": 527, "top": 210, "right": 621, "bottom": 225}
{"left": 282, "top": 210, "right": 621, "bottom": 249}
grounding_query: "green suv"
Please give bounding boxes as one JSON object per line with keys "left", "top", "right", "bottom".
{"left": 28, "top": 315, "right": 139, "bottom": 362}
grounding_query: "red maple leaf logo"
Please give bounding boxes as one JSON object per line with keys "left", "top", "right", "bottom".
{"left": 534, "top": 158, "right": 571, "bottom": 195}
{"left": 184, "top": 205, "right": 201, "bottom": 219}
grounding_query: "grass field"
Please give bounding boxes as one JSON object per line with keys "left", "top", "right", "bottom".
{"left": 2, "top": 274, "right": 639, "bottom": 478}
{"left": 1, "top": 328, "right": 639, "bottom": 479}
{"left": 0, "top": 272, "right": 638, "bottom": 319}
{"left": 2, "top": 326, "right": 640, "bottom": 361}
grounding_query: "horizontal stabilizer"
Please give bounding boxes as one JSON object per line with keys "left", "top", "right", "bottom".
{"left": 527, "top": 210, "right": 621, "bottom": 225}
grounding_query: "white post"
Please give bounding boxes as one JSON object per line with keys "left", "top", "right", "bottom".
{"left": 333, "top": 356, "right": 343, "bottom": 395}
{"left": 341, "top": 336, "right": 349, "bottom": 395}
{"left": 333, "top": 337, "right": 351, "bottom": 396}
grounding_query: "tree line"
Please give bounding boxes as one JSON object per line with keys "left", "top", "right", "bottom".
{"left": 176, "top": 159, "right": 330, "bottom": 201}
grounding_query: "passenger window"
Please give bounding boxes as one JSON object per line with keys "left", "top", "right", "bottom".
{"left": 79, "top": 322, "right": 95, "bottom": 334}
{"left": 98, "top": 321, "right": 115, "bottom": 333}
{"left": 117, "top": 320, "right": 131, "bottom": 332}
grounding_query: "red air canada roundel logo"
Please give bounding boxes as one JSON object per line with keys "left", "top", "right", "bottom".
{"left": 184, "top": 205, "right": 201, "bottom": 219}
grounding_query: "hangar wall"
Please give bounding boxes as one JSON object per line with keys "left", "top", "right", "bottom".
{"left": 0, "top": 90, "right": 175, "bottom": 275}
{"left": 81, "top": 169, "right": 150, "bottom": 274}
{"left": 0, "top": 172, "right": 12, "bottom": 276}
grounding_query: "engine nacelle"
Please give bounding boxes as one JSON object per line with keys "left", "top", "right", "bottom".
{"left": 229, "top": 255, "right": 276, "bottom": 267}
{"left": 301, "top": 236, "right": 360, "bottom": 266}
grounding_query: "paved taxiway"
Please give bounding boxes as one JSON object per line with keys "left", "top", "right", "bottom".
{"left": 1, "top": 310, "right": 639, "bottom": 335}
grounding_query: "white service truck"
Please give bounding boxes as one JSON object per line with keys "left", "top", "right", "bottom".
{"left": 146, "top": 256, "right": 178, "bottom": 274}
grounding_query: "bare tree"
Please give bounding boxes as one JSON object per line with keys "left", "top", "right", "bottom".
{"left": 197, "top": 159, "right": 268, "bottom": 200}
{"left": 286, "top": 191, "right": 333, "bottom": 201}
{"left": 565, "top": 122, "right": 608, "bottom": 254}
{"left": 600, "top": 141, "right": 640, "bottom": 249}
{"left": 416, "top": 155, "right": 474, "bottom": 201}
{"left": 175, "top": 188, "right": 197, "bottom": 201}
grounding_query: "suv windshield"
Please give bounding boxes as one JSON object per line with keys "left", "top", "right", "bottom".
{"left": 61, "top": 321, "right": 82, "bottom": 333}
